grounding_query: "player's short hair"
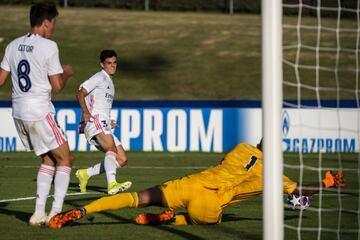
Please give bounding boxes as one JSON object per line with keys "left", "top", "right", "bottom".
{"left": 30, "top": 2, "right": 59, "bottom": 28}
{"left": 100, "top": 50, "right": 117, "bottom": 62}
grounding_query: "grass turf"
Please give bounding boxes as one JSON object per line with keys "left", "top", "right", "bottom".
{"left": 0, "top": 6, "right": 358, "bottom": 101}
{"left": 0, "top": 151, "right": 358, "bottom": 240}
{"left": 0, "top": 5, "right": 358, "bottom": 240}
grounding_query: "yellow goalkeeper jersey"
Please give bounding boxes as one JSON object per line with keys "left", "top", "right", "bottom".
{"left": 181, "top": 142, "right": 297, "bottom": 207}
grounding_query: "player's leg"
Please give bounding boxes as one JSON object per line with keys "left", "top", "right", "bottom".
{"left": 135, "top": 188, "right": 175, "bottom": 225}
{"left": 40, "top": 115, "right": 73, "bottom": 222}
{"left": 43, "top": 113, "right": 73, "bottom": 220}
{"left": 135, "top": 180, "right": 186, "bottom": 225}
{"left": 76, "top": 115, "right": 130, "bottom": 194}
{"left": 84, "top": 187, "right": 164, "bottom": 214}
{"left": 115, "top": 143, "right": 128, "bottom": 167}
{"left": 75, "top": 151, "right": 103, "bottom": 193}
{"left": 13, "top": 119, "right": 52, "bottom": 226}
{"left": 76, "top": 119, "right": 103, "bottom": 192}
{"left": 19, "top": 115, "right": 73, "bottom": 226}
{"left": 94, "top": 132, "right": 131, "bottom": 194}
{"left": 135, "top": 185, "right": 222, "bottom": 225}
{"left": 75, "top": 132, "right": 117, "bottom": 193}
{"left": 29, "top": 154, "right": 56, "bottom": 226}
{"left": 47, "top": 142, "right": 73, "bottom": 220}
{"left": 48, "top": 187, "right": 166, "bottom": 228}
{"left": 76, "top": 115, "right": 110, "bottom": 192}
{"left": 104, "top": 142, "right": 132, "bottom": 192}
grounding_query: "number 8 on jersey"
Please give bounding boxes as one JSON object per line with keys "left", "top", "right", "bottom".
{"left": 17, "top": 59, "right": 31, "bottom": 92}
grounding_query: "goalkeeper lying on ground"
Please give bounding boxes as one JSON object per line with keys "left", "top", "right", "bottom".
{"left": 48, "top": 140, "right": 345, "bottom": 228}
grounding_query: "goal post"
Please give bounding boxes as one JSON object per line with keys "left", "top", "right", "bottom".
{"left": 262, "top": 0, "right": 284, "bottom": 240}
{"left": 263, "top": 0, "right": 360, "bottom": 239}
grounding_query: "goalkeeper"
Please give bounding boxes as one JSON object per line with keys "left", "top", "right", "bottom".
{"left": 48, "top": 140, "right": 345, "bottom": 228}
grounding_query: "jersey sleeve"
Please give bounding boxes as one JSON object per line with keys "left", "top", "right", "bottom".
{"left": 283, "top": 175, "right": 297, "bottom": 194}
{"left": 80, "top": 75, "right": 102, "bottom": 93}
{"left": 46, "top": 42, "right": 63, "bottom": 76}
{"left": 0, "top": 45, "right": 11, "bottom": 71}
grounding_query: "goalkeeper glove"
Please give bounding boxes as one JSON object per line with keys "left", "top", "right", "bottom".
{"left": 322, "top": 170, "right": 345, "bottom": 188}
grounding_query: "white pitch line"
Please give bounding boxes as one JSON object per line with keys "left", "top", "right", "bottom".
{"left": 0, "top": 191, "right": 104, "bottom": 203}
{"left": 1, "top": 191, "right": 353, "bottom": 204}
{"left": 0, "top": 165, "right": 209, "bottom": 170}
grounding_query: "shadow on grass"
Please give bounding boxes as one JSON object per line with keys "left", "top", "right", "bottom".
{"left": 68, "top": 182, "right": 107, "bottom": 194}
{"left": 117, "top": 53, "right": 175, "bottom": 98}
{"left": 222, "top": 213, "right": 262, "bottom": 222}
{"left": 118, "top": 53, "right": 174, "bottom": 76}
{"left": 0, "top": 203, "right": 31, "bottom": 223}
{"left": 210, "top": 224, "right": 262, "bottom": 240}
{"left": 64, "top": 197, "right": 207, "bottom": 239}
{"left": 62, "top": 197, "right": 266, "bottom": 240}
{"left": 63, "top": 197, "right": 207, "bottom": 239}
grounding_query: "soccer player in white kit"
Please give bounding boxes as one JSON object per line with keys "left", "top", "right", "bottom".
{"left": 0, "top": 2, "right": 74, "bottom": 226}
{"left": 76, "top": 50, "right": 131, "bottom": 195}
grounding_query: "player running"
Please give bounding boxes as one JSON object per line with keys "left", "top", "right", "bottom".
{"left": 75, "top": 49, "right": 131, "bottom": 195}
{"left": 0, "top": 2, "right": 74, "bottom": 226}
{"left": 48, "top": 140, "right": 345, "bottom": 228}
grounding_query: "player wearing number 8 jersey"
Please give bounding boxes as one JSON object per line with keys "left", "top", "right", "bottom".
{"left": 0, "top": 2, "right": 74, "bottom": 226}
{"left": 2, "top": 33, "right": 63, "bottom": 121}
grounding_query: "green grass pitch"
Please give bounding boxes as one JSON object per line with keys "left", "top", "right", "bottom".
{"left": 0, "top": 151, "right": 358, "bottom": 240}
{"left": 0, "top": 6, "right": 358, "bottom": 101}
{"left": 0, "top": 5, "right": 358, "bottom": 240}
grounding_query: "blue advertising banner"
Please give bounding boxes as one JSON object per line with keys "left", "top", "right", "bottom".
{"left": 0, "top": 100, "right": 358, "bottom": 153}
{"left": 51, "top": 100, "right": 261, "bottom": 152}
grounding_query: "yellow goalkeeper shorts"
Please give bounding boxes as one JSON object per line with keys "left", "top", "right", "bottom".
{"left": 159, "top": 177, "right": 222, "bottom": 224}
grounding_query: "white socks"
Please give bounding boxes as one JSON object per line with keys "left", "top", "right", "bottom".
{"left": 34, "top": 164, "right": 71, "bottom": 214}
{"left": 51, "top": 166, "right": 71, "bottom": 213}
{"left": 104, "top": 151, "right": 119, "bottom": 183}
{"left": 35, "top": 164, "right": 55, "bottom": 213}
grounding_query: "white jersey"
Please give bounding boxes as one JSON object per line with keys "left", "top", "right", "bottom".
{"left": 0, "top": 33, "right": 63, "bottom": 121}
{"left": 80, "top": 70, "right": 115, "bottom": 117}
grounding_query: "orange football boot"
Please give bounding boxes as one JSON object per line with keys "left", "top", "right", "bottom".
{"left": 47, "top": 208, "right": 86, "bottom": 229}
{"left": 135, "top": 209, "right": 175, "bottom": 225}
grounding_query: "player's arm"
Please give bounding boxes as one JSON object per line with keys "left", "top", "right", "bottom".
{"left": 76, "top": 87, "right": 92, "bottom": 123}
{"left": 291, "top": 170, "right": 345, "bottom": 196}
{"left": 0, "top": 68, "right": 9, "bottom": 87}
{"left": 49, "top": 64, "right": 74, "bottom": 93}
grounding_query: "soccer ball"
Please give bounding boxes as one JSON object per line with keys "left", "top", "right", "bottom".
{"left": 287, "top": 194, "right": 311, "bottom": 210}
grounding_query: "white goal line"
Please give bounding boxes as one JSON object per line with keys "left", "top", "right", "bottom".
{"left": 0, "top": 192, "right": 351, "bottom": 204}
{"left": 0, "top": 191, "right": 104, "bottom": 203}
{"left": 0, "top": 165, "right": 209, "bottom": 170}
{"left": 284, "top": 163, "right": 360, "bottom": 173}
{"left": 285, "top": 224, "right": 360, "bottom": 233}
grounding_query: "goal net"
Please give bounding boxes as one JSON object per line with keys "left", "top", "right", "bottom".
{"left": 281, "top": 1, "right": 360, "bottom": 239}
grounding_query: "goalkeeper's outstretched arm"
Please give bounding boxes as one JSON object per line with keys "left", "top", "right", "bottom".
{"left": 291, "top": 170, "right": 345, "bottom": 196}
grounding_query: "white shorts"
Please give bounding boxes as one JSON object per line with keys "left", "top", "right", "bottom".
{"left": 82, "top": 114, "right": 121, "bottom": 151}
{"left": 14, "top": 113, "right": 68, "bottom": 156}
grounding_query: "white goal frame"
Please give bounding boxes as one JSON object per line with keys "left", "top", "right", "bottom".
{"left": 262, "top": 0, "right": 284, "bottom": 240}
